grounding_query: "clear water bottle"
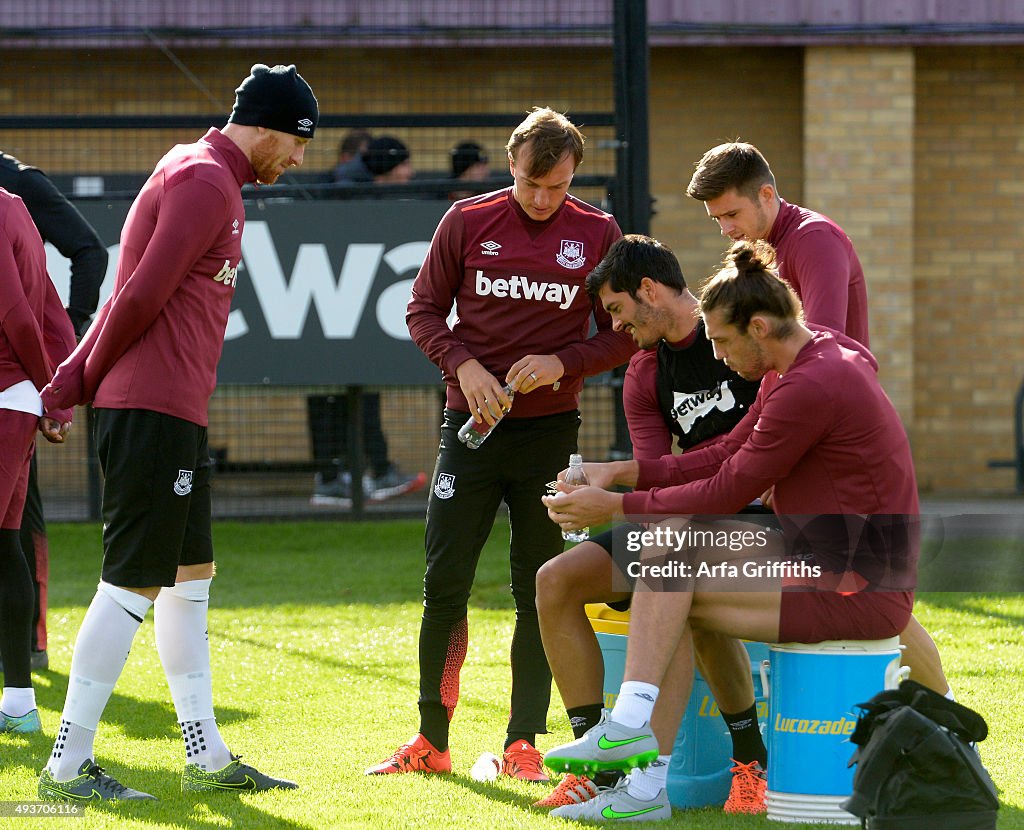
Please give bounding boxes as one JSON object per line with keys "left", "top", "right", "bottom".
{"left": 457, "top": 383, "right": 515, "bottom": 449}
{"left": 562, "top": 453, "right": 590, "bottom": 542}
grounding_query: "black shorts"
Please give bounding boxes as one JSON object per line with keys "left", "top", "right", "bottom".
{"left": 591, "top": 524, "right": 641, "bottom": 612}
{"left": 94, "top": 408, "right": 213, "bottom": 588}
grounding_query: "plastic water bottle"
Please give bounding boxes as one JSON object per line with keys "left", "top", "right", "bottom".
{"left": 458, "top": 383, "right": 514, "bottom": 449}
{"left": 562, "top": 453, "right": 590, "bottom": 542}
{"left": 470, "top": 751, "right": 501, "bottom": 782}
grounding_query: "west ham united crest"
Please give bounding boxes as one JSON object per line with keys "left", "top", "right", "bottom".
{"left": 173, "top": 469, "right": 194, "bottom": 496}
{"left": 434, "top": 472, "right": 456, "bottom": 500}
{"left": 556, "top": 239, "right": 586, "bottom": 269}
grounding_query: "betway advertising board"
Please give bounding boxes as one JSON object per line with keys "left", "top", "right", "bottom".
{"left": 50, "top": 199, "right": 448, "bottom": 385}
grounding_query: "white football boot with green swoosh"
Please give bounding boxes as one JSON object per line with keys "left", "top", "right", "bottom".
{"left": 544, "top": 710, "right": 659, "bottom": 774}
{"left": 551, "top": 777, "right": 672, "bottom": 822}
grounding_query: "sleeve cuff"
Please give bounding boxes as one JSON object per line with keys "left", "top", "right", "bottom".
{"left": 443, "top": 346, "right": 477, "bottom": 380}
{"left": 554, "top": 347, "right": 583, "bottom": 378}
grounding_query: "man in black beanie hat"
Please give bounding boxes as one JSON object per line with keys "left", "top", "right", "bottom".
{"left": 363, "top": 135, "right": 413, "bottom": 183}
{"left": 449, "top": 141, "right": 490, "bottom": 200}
{"left": 229, "top": 64, "right": 318, "bottom": 141}
{"left": 226, "top": 63, "right": 319, "bottom": 184}
{"left": 38, "top": 63, "right": 316, "bottom": 803}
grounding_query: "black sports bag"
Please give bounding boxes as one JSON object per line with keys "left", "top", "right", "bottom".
{"left": 842, "top": 679, "right": 999, "bottom": 830}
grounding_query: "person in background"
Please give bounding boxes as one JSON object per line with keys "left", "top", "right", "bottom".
{"left": 363, "top": 135, "right": 414, "bottom": 185}
{"left": 0, "top": 150, "right": 108, "bottom": 673}
{"left": 311, "top": 132, "right": 426, "bottom": 506}
{"left": 448, "top": 141, "right": 490, "bottom": 201}
{"left": 309, "top": 392, "right": 426, "bottom": 506}
{"left": 0, "top": 185, "right": 77, "bottom": 737}
{"left": 330, "top": 128, "right": 373, "bottom": 184}
{"left": 37, "top": 63, "right": 316, "bottom": 802}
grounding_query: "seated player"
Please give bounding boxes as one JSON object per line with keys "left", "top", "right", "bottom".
{"left": 541, "top": 241, "right": 923, "bottom": 822}
{"left": 533, "top": 235, "right": 769, "bottom": 815}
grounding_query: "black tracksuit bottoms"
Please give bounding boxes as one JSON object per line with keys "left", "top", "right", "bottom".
{"left": 417, "top": 407, "right": 580, "bottom": 747}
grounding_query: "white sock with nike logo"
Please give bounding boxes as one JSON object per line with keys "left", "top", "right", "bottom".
{"left": 610, "top": 681, "right": 659, "bottom": 728}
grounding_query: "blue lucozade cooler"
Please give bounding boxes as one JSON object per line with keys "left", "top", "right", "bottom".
{"left": 766, "top": 638, "right": 904, "bottom": 824}
{"left": 588, "top": 605, "right": 769, "bottom": 809}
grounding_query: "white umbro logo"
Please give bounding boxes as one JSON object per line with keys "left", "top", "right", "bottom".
{"left": 231, "top": 219, "right": 240, "bottom": 236}
{"left": 481, "top": 240, "right": 501, "bottom": 257}
{"left": 297, "top": 118, "right": 313, "bottom": 132}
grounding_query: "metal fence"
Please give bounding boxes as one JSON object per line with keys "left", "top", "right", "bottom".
{"left": 5, "top": 0, "right": 650, "bottom": 520}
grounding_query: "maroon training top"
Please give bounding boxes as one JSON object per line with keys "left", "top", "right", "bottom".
{"left": 407, "top": 187, "right": 635, "bottom": 418}
{"left": 622, "top": 330, "right": 918, "bottom": 518}
{"left": 768, "top": 200, "right": 870, "bottom": 348}
{"left": 0, "top": 188, "right": 76, "bottom": 395}
{"left": 42, "top": 129, "right": 254, "bottom": 426}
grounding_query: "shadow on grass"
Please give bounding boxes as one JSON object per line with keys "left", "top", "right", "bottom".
{"left": 225, "top": 632, "right": 515, "bottom": 722}
{"left": 29, "top": 669, "right": 254, "bottom": 741}
{"left": 445, "top": 772, "right": 543, "bottom": 810}
{"left": 917, "top": 515, "right": 1024, "bottom": 593}
{"left": 916, "top": 592, "right": 1024, "bottom": 628}
{"left": 48, "top": 520, "right": 525, "bottom": 612}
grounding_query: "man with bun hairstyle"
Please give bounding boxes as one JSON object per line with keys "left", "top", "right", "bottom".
{"left": 541, "top": 241, "right": 921, "bottom": 822}
{"left": 38, "top": 63, "right": 317, "bottom": 802}
{"left": 367, "top": 107, "right": 634, "bottom": 780}
{"left": 686, "top": 138, "right": 951, "bottom": 770}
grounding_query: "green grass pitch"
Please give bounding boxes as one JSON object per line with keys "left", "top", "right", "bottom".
{"left": 1, "top": 519, "right": 1021, "bottom": 828}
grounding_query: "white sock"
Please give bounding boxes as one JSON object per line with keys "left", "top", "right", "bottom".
{"left": 178, "top": 718, "right": 231, "bottom": 771}
{"left": 610, "top": 681, "right": 659, "bottom": 728}
{"left": 626, "top": 755, "right": 670, "bottom": 799}
{"left": 1, "top": 686, "right": 36, "bottom": 717}
{"left": 49, "top": 720, "right": 96, "bottom": 781}
{"left": 155, "top": 578, "right": 231, "bottom": 771}
{"left": 47, "top": 583, "right": 152, "bottom": 780}
{"left": 945, "top": 687, "right": 956, "bottom": 701}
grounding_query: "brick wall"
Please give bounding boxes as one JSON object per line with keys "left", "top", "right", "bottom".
{"left": 648, "top": 47, "right": 805, "bottom": 285}
{"left": 803, "top": 47, "right": 916, "bottom": 420}
{"left": 913, "top": 47, "right": 1024, "bottom": 492}
{"left": 1, "top": 48, "right": 615, "bottom": 183}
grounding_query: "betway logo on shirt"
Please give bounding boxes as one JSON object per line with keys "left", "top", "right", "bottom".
{"left": 475, "top": 270, "right": 579, "bottom": 310}
{"left": 212, "top": 259, "right": 238, "bottom": 287}
{"left": 671, "top": 381, "right": 738, "bottom": 434}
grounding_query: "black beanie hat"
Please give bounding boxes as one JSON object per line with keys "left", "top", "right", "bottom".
{"left": 362, "top": 135, "right": 410, "bottom": 176}
{"left": 451, "top": 141, "right": 488, "bottom": 178}
{"left": 229, "top": 64, "right": 318, "bottom": 138}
